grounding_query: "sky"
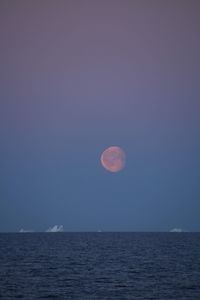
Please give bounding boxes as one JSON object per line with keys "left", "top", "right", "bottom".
{"left": 0, "top": 0, "right": 200, "bottom": 232}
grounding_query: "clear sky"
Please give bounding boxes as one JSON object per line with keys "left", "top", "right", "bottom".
{"left": 0, "top": 0, "right": 200, "bottom": 232}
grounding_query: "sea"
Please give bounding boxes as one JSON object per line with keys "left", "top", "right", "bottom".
{"left": 0, "top": 233, "right": 199, "bottom": 299}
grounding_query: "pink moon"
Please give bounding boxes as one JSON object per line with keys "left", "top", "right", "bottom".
{"left": 100, "top": 146, "right": 126, "bottom": 173}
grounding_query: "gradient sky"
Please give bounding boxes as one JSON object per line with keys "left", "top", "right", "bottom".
{"left": 0, "top": 0, "right": 200, "bottom": 232}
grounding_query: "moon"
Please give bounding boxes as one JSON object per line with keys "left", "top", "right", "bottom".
{"left": 100, "top": 146, "right": 126, "bottom": 173}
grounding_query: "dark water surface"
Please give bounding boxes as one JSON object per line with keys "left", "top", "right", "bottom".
{"left": 0, "top": 233, "right": 200, "bottom": 299}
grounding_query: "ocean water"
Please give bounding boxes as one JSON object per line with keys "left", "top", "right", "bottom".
{"left": 0, "top": 233, "right": 199, "bottom": 299}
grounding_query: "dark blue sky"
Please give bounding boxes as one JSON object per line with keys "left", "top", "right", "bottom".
{"left": 0, "top": 0, "right": 200, "bottom": 232}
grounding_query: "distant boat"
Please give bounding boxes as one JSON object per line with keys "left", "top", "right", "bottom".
{"left": 46, "top": 225, "right": 64, "bottom": 232}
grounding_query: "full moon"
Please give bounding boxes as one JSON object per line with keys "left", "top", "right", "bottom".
{"left": 100, "top": 146, "right": 126, "bottom": 172}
